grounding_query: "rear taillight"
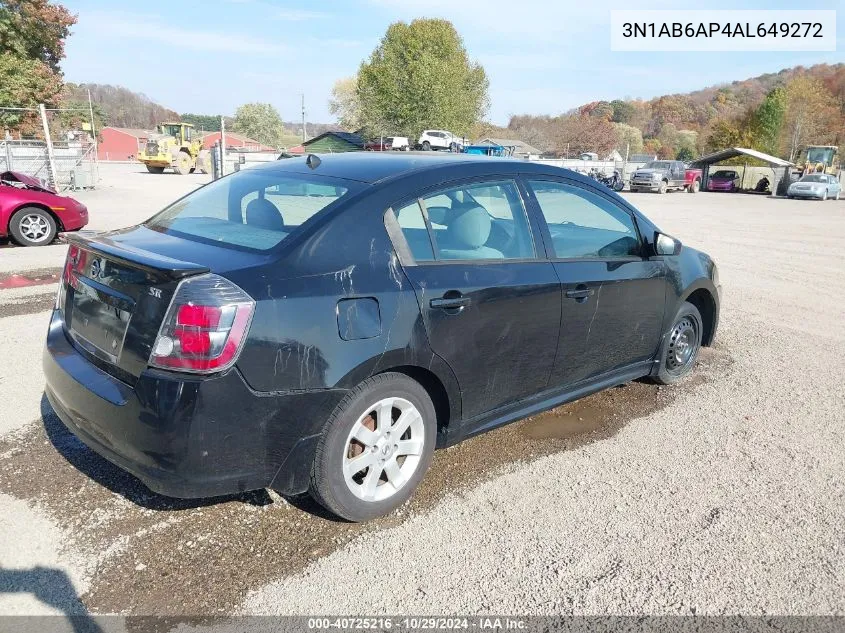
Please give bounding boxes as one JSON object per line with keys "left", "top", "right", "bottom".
{"left": 149, "top": 274, "right": 255, "bottom": 374}
{"left": 56, "top": 244, "right": 83, "bottom": 311}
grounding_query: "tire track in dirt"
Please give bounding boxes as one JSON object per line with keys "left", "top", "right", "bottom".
{"left": 0, "top": 348, "right": 729, "bottom": 615}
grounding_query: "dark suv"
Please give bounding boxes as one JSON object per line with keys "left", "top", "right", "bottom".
{"left": 44, "top": 153, "right": 720, "bottom": 521}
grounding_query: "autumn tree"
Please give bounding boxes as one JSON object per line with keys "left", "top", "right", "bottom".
{"left": 328, "top": 76, "right": 362, "bottom": 131}
{"left": 702, "top": 119, "right": 753, "bottom": 154}
{"left": 357, "top": 19, "right": 488, "bottom": 138}
{"left": 614, "top": 123, "right": 643, "bottom": 156}
{"left": 553, "top": 115, "right": 617, "bottom": 156}
{"left": 0, "top": 0, "right": 76, "bottom": 132}
{"left": 610, "top": 100, "right": 637, "bottom": 124}
{"left": 233, "top": 102, "right": 285, "bottom": 148}
{"left": 782, "top": 75, "right": 841, "bottom": 161}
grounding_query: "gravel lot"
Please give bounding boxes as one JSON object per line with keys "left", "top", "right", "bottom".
{"left": 1, "top": 162, "right": 843, "bottom": 618}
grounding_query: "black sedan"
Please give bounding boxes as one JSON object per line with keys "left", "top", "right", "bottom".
{"left": 44, "top": 153, "right": 720, "bottom": 521}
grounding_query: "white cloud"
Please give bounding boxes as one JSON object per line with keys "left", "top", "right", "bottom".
{"left": 83, "top": 11, "right": 289, "bottom": 54}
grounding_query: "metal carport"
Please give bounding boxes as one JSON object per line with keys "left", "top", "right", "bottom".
{"left": 690, "top": 148, "right": 794, "bottom": 196}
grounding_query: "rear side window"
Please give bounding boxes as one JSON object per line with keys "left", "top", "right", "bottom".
{"left": 146, "top": 170, "right": 357, "bottom": 251}
{"left": 394, "top": 201, "right": 434, "bottom": 261}
{"left": 528, "top": 180, "right": 641, "bottom": 259}
{"left": 420, "top": 181, "right": 535, "bottom": 261}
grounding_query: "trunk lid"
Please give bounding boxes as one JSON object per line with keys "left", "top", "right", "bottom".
{"left": 60, "top": 232, "right": 211, "bottom": 383}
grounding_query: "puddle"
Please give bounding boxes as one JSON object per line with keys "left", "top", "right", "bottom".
{"left": 0, "top": 346, "right": 730, "bottom": 615}
{"left": 0, "top": 267, "right": 61, "bottom": 290}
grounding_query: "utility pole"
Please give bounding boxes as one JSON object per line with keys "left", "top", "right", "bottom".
{"left": 87, "top": 88, "right": 99, "bottom": 183}
{"left": 301, "top": 93, "right": 307, "bottom": 143}
{"left": 38, "top": 103, "right": 58, "bottom": 189}
{"left": 220, "top": 116, "right": 226, "bottom": 175}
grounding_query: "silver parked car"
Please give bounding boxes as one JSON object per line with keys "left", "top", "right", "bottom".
{"left": 787, "top": 173, "right": 842, "bottom": 200}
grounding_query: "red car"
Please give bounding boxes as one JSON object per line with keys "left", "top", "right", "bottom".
{"left": 1, "top": 171, "right": 88, "bottom": 246}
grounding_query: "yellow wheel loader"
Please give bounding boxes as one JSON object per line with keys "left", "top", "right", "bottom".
{"left": 798, "top": 145, "right": 840, "bottom": 178}
{"left": 138, "top": 122, "right": 212, "bottom": 175}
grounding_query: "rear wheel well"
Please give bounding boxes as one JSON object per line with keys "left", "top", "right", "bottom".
{"left": 685, "top": 288, "right": 716, "bottom": 346}
{"left": 378, "top": 365, "right": 451, "bottom": 433}
{"left": 9, "top": 203, "right": 64, "bottom": 234}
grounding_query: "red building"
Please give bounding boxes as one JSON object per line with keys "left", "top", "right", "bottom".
{"left": 98, "top": 127, "right": 152, "bottom": 161}
{"left": 198, "top": 131, "right": 276, "bottom": 152}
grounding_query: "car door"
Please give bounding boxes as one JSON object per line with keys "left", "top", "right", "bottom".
{"left": 524, "top": 178, "right": 667, "bottom": 386}
{"left": 671, "top": 161, "right": 684, "bottom": 187}
{"left": 388, "top": 178, "right": 561, "bottom": 422}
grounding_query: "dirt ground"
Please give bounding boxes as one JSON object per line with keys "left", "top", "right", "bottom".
{"left": 0, "top": 162, "right": 843, "bottom": 619}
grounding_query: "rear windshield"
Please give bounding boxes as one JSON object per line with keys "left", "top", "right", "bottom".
{"left": 800, "top": 174, "right": 826, "bottom": 182}
{"left": 145, "top": 169, "right": 359, "bottom": 251}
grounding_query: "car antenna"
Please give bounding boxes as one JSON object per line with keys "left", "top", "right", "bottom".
{"left": 306, "top": 154, "right": 321, "bottom": 169}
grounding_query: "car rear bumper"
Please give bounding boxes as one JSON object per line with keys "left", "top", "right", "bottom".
{"left": 43, "top": 310, "right": 346, "bottom": 499}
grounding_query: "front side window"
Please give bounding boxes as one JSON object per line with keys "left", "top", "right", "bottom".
{"left": 146, "top": 170, "right": 357, "bottom": 251}
{"left": 528, "top": 180, "right": 642, "bottom": 259}
{"left": 419, "top": 181, "right": 535, "bottom": 261}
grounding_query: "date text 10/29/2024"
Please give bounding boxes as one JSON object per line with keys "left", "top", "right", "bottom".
{"left": 307, "top": 617, "right": 527, "bottom": 630}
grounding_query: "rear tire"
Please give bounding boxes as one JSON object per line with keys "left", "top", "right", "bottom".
{"left": 9, "top": 207, "right": 57, "bottom": 247}
{"left": 310, "top": 372, "right": 437, "bottom": 522}
{"left": 145, "top": 165, "right": 165, "bottom": 174}
{"left": 652, "top": 301, "right": 703, "bottom": 385}
{"left": 688, "top": 179, "right": 700, "bottom": 193}
{"left": 196, "top": 149, "right": 212, "bottom": 174}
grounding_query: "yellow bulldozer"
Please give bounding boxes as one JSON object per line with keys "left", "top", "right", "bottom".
{"left": 798, "top": 145, "right": 840, "bottom": 177}
{"left": 138, "top": 122, "right": 212, "bottom": 175}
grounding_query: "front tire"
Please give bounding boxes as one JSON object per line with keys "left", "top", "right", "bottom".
{"left": 309, "top": 372, "right": 437, "bottom": 522}
{"left": 658, "top": 180, "right": 668, "bottom": 194}
{"left": 422, "top": 141, "right": 431, "bottom": 151}
{"left": 173, "top": 151, "right": 193, "bottom": 175}
{"left": 821, "top": 190, "right": 828, "bottom": 201}
{"left": 9, "top": 207, "right": 57, "bottom": 246}
{"left": 652, "top": 301, "right": 703, "bottom": 385}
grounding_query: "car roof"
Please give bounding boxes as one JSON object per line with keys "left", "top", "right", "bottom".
{"left": 258, "top": 152, "right": 537, "bottom": 184}
{"left": 248, "top": 152, "right": 635, "bottom": 207}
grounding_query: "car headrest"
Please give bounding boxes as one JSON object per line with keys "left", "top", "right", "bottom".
{"left": 245, "top": 198, "right": 284, "bottom": 232}
{"left": 446, "top": 204, "right": 491, "bottom": 249}
{"left": 426, "top": 205, "right": 451, "bottom": 226}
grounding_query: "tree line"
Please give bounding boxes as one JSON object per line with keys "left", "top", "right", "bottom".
{"left": 3, "top": 2, "right": 842, "bottom": 163}
{"left": 500, "top": 64, "right": 844, "bottom": 160}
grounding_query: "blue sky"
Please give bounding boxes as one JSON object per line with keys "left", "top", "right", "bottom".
{"left": 61, "top": 0, "right": 843, "bottom": 125}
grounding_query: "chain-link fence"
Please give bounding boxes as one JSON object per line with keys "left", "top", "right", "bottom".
{"left": 1, "top": 139, "right": 97, "bottom": 191}
{"left": 2, "top": 101, "right": 99, "bottom": 191}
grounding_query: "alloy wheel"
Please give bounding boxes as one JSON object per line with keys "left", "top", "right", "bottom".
{"left": 342, "top": 397, "right": 425, "bottom": 502}
{"left": 666, "top": 316, "right": 698, "bottom": 373}
{"left": 19, "top": 213, "right": 51, "bottom": 243}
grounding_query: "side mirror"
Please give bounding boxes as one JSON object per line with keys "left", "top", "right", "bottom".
{"left": 655, "top": 232, "right": 682, "bottom": 256}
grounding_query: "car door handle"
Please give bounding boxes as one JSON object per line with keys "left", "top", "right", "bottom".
{"left": 430, "top": 296, "right": 471, "bottom": 309}
{"left": 565, "top": 288, "right": 594, "bottom": 299}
